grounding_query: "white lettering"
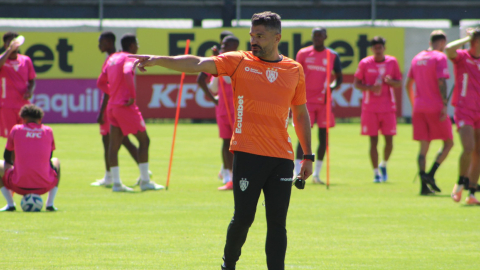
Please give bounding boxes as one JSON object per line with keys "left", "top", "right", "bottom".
{"left": 31, "top": 88, "right": 101, "bottom": 118}
{"left": 69, "top": 94, "right": 85, "bottom": 112}
{"left": 236, "top": 95, "right": 244, "bottom": 134}
{"left": 26, "top": 131, "right": 42, "bottom": 138}
{"left": 195, "top": 89, "right": 215, "bottom": 108}
{"left": 51, "top": 94, "right": 68, "bottom": 118}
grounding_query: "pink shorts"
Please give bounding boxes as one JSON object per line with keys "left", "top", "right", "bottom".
{"left": 413, "top": 111, "right": 453, "bottom": 141}
{"left": 2, "top": 167, "right": 58, "bottom": 195}
{"left": 99, "top": 112, "right": 110, "bottom": 136}
{"left": 307, "top": 103, "right": 335, "bottom": 128}
{"left": 361, "top": 111, "right": 397, "bottom": 136}
{"left": 108, "top": 105, "right": 146, "bottom": 136}
{"left": 454, "top": 107, "right": 480, "bottom": 130}
{"left": 1, "top": 107, "right": 22, "bottom": 138}
{"left": 216, "top": 113, "right": 234, "bottom": 139}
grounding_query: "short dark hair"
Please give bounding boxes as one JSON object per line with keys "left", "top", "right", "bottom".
{"left": 121, "top": 34, "right": 137, "bottom": 51}
{"left": 312, "top": 27, "right": 327, "bottom": 35}
{"left": 371, "top": 36, "right": 386, "bottom": 46}
{"left": 251, "top": 11, "right": 281, "bottom": 34}
{"left": 220, "top": 30, "right": 234, "bottom": 41}
{"left": 472, "top": 27, "right": 480, "bottom": 41}
{"left": 20, "top": 104, "right": 44, "bottom": 120}
{"left": 223, "top": 35, "right": 239, "bottom": 44}
{"left": 3, "top": 31, "right": 18, "bottom": 43}
{"left": 100, "top": 31, "right": 116, "bottom": 43}
{"left": 430, "top": 30, "right": 446, "bottom": 43}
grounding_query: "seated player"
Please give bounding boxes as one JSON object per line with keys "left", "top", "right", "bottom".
{"left": 0, "top": 104, "right": 60, "bottom": 211}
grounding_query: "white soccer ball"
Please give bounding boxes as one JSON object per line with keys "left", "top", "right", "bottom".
{"left": 21, "top": 194, "right": 43, "bottom": 212}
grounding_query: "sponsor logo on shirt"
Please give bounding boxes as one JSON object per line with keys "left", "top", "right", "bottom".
{"left": 244, "top": 66, "right": 262, "bottom": 75}
{"left": 26, "top": 131, "right": 42, "bottom": 138}
{"left": 306, "top": 65, "right": 326, "bottom": 72}
{"left": 266, "top": 68, "right": 278, "bottom": 83}
{"left": 235, "top": 95, "right": 244, "bottom": 134}
{"left": 239, "top": 178, "right": 249, "bottom": 191}
{"left": 280, "top": 178, "right": 293, "bottom": 182}
{"left": 305, "top": 57, "right": 316, "bottom": 63}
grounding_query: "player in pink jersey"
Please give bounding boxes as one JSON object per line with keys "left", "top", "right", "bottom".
{"left": 0, "top": 104, "right": 60, "bottom": 211}
{"left": 354, "top": 36, "right": 402, "bottom": 183}
{"left": 0, "top": 32, "right": 36, "bottom": 138}
{"left": 97, "top": 34, "right": 163, "bottom": 192}
{"left": 446, "top": 28, "right": 480, "bottom": 205}
{"left": 91, "top": 31, "right": 143, "bottom": 188}
{"left": 196, "top": 30, "right": 234, "bottom": 181}
{"left": 199, "top": 35, "right": 238, "bottom": 191}
{"left": 295, "top": 27, "right": 343, "bottom": 184}
{"left": 406, "top": 30, "right": 453, "bottom": 195}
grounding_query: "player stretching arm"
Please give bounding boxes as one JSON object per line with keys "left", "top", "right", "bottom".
{"left": 446, "top": 28, "right": 480, "bottom": 204}
{"left": 131, "top": 11, "right": 312, "bottom": 270}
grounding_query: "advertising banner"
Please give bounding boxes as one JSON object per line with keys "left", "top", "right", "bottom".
{"left": 0, "top": 32, "right": 104, "bottom": 79}
{"left": 135, "top": 74, "right": 402, "bottom": 119}
{"left": 31, "top": 79, "right": 101, "bottom": 123}
{"left": 136, "top": 27, "right": 405, "bottom": 74}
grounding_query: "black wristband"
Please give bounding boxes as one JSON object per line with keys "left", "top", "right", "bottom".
{"left": 303, "top": 154, "right": 315, "bottom": 162}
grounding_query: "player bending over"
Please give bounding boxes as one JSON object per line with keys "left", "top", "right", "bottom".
{"left": 130, "top": 11, "right": 313, "bottom": 270}
{"left": 0, "top": 32, "right": 36, "bottom": 138}
{"left": 354, "top": 36, "right": 402, "bottom": 183}
{"left": 97, "top": 34, "right": 163, "bottom": 192}
{"left": 91, "top": 31, "right": 144, "bottom": 188}
{"left": 0, "top": 104, "right": 60, "bottom": 211}
{"left": 295, "top": 27, "right": 343, "bottom": 184}
{"left": 447, "top": 28, "right": 480, "bottom": 205}
{"left": 406, "top": 30, "right": 453, "bottom": 195}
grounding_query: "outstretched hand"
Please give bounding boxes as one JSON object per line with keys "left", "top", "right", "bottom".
{"left": 128, "top": 55, "right": 156, "bottom": 72}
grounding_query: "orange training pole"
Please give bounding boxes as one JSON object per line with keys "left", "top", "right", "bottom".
{"left": 218, "top": 76, "right": 234, "bottom": 128}
{"left": 325, "top": 49, "right": 332, "bottom": 190}
{"left": 165, "top": 39, "right": 190, "bottom": 190}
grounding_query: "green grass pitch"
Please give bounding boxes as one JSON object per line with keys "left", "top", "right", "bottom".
{"left": 0, "top": 123, "right": 479, "bottom": 269}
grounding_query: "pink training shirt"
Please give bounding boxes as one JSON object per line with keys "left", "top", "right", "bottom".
{"left": 296, "top": 46, "right": 341, "bottom": 104}
{"left": 97, "top": 52, "right": 136, "bottom": 107}
{"left": 211, "top": 76, "right": 234, "bottom": 117}
{"left": 450, "top": 49, "right": 480, "bottom": 111}
{"left": 408, "top": 50, "right": 450, "bottom": 113}
{"left": 0, "top": 54, "right": 36, "bottom": 109}
{"left": 355, "top": 55, "right": 402, "bottom": 113}
{"left": 97, "top": 54, "right": 114, "bottom": 108}
{"left": 6, "top": 122, "right": 56, "bottom": 189}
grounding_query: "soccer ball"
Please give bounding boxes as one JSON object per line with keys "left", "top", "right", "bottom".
{"left": 21, "top": 194, "right": 43, "bottom": 212}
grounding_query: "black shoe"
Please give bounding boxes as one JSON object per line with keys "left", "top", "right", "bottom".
{"left": 0, "top": 205, "right": 16, "bottom": 212}
{"left": 46, "top": 206, "right": 58, "bottom": 212}
{"left": 420, "top": 176, "right": 435, "bottom": 196}
{"left": 221, "top": 265, "right": 235, "bottom": 270}
{"left": 423, "top": 174, "right": 441, "bottom": 192}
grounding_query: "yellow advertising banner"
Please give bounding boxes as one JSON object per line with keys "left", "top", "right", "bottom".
{"left": 4, "top": 32, "right": 105, "bottom": 79}
{"left": 137, "top": 27, "right": 404, "bottom": 74}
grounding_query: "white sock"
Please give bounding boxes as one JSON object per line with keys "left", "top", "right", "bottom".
{"left": 380, "top": 160, "right": 387, "bottom": 168}
{"left": 46, "top": 187, "right": 58, "bottom": 207}
{"left": 105, "top": 171, "right": 112, "bottom": 181}
{"left": 0, "top": 187, "right": 14, "bottom": 207}
{"left": 111, "top": 166, "right": 121, "bottom": 185}
{"left": 223, "top": 169, "right": 232, "bottom": 183}
{"left": 294, "top": 159, "right": 302, "bottom": 176}
{"left": 374, "top": 168, "right": 381, "bottom": 176}
{"left": 139, "top": 163, "right": 150, "bottom": 183}
{"left": 313, "top": 160, "right": 323, "bottom": 176}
